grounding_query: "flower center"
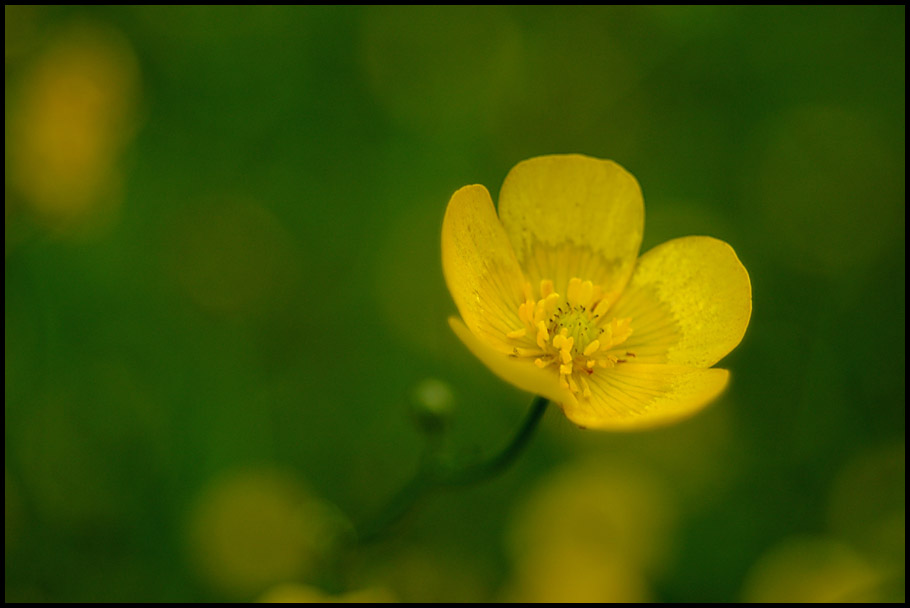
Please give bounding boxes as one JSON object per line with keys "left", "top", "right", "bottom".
{"left": 506, "top": 277, "right": 634, "bottom": 398}
{"left": 553, "top": 308, "right": 600, "bottom": 352}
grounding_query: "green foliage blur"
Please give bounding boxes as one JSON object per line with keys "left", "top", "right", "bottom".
{"left": 5, "top": 6, "right": 904, "bottom": 602}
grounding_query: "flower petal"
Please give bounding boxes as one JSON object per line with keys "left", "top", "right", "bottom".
{"left": 498, "top": 154, "right": 644, "bottom": 305}
{"left": 442, "top": 185, "right": 527, "bottom": 352}
{"left": 608, "top": 236, "right": 752, "bottom": 367}
{"left": 563, "top": 364, "right": 730, "bottom": 430}
{"left": 449, "top": 317, "right": 577, "bottom": 409}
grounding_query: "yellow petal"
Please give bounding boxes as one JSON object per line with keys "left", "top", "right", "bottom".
{"left": 498, "top": 155, "right": 644, "bottom": 308}
{"left": 449, "top": 317, "right": 577, "bottom": 409}
{"left": 442, "top": 185, "right": 527, "bottom": 353}
{"left": 608, "top": 236, "right": 752, "bottom": 367}
{"left": 562, "top": 364, "right": 730, "bottom": 430}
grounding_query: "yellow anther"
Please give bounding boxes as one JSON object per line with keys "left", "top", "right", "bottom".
{"left": 593, "top": 297, "right": 611, "bottom": 318}
{"left": 599, "top": 355, "right": 617, "bottom": 368}
{"left": 583, "top": 339, "right": 601, "bottom": 356}
{"left": 578, "top": 280, "right": 594, "bottom": 308}
{"left": 518, "top": 301, "right": 532, "bottom": 324}
{"left": 506, "top": 276, "right": 634, "bottom": 392}
{"left": 540, "top": 279, "right": 554, "bottom": 298}
{"left": 578, "top": 375, "right": 592, "bottom": 398}
{"left": 531, "top": 300, "right": 547, "bottom": 327}
{"left": 544, "top": 292, "right": 560, "bottom": 314}
{"left": 513, "top": 346, "right": 540, "bottom": 357}
{"left": 611, "top": 317, "right": 633, "bottom": 344}
{"left": 567, "top": 277, "right": 583, "bottom": 306}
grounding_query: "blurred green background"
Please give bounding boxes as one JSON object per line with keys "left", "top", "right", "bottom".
{"left": 5, "top": 5, "right": 904, "bottom": 602}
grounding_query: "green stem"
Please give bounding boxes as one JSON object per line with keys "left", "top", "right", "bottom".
{"left": 446, "top": 394, "right": 550, "bottom": 486}
{"left": 356, "top": 395, "right": 549, "bottom": 543}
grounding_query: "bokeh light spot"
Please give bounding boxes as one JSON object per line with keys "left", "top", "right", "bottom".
{"left": 7, "top": 21, "right": 141, "bottom": 234}
{"left": 165, "top": 200, "right": 301, "bottom": 319}
{"left": 186, "top": 467, "right": 347, "bottom": 599}
{"left": 827, "top": 444, "right": 905, "bottom": 565}
{"left": 741, "top": 537, "right": 888, "bottom": 602}
{"left": 258, "top": 582, "right": 395, "bottom": 603}
{"left": 504, "top": 460, "right": 676, "bottom": 602}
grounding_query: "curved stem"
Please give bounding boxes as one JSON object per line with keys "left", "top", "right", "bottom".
{"left": 446, "top": 395, "right": 550, "bottom": 486}
{"left": 356, "top": 396, "right": 549, "bottom": 543}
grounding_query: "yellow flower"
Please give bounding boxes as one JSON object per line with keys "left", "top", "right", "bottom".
{"left": 441, "top": 154, "right": 752, "bottom": 430}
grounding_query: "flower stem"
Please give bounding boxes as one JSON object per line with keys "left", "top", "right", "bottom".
{"left": 356, "top": 395, "right": 549, "bottom": 543}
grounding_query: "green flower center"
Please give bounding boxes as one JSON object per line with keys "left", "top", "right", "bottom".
{"left": 552, "top": 307, "right": 600, "bottom": 355}
{"left": 506, "top": 277, "right": 636, "bottom": 399}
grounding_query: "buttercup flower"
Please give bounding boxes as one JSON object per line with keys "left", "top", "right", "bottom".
{"left": 442, "top": 155, "right": 751, "bottom": 430}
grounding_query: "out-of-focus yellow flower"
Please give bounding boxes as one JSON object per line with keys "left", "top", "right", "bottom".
{"left": 741, "top": 537, "right": 889, "bottom": 603}
{"left": 502, "top": 461, "right": 675, "bottom": 602}
{"left": 186, "top": 468, "right": 349, "bottom": 599}
{"left": 259, "top": 583, "right": 396, "bottom": 603}
{"left": 442, "top": 154, "right": 751, "bottom": 430}
{"left": 8, "top": 22, "right": 140, "bottom": 230}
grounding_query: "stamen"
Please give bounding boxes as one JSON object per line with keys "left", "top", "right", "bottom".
{"left": 593, "top": 297, "right": 611, "bottom": 318}
{"left": 566, "top": 278, "right": 583, "bottom": 307}
{"left": 578, "top": 280, "right": 594, "bottom": 308}
{"left": 578, "top": 375, "right": 592, "bottom": 398}
{"left": 540, "top": 279, "right": 554, "bottom": 298}
{"left": 601, "top": 322, "right": 613, "bottom": 345}
{"left": 536, "top": 321, "right": 549, "bottom": 348}
{"left": 505, "top": 276, "right": 634, "bottom": 398}
{"left": 611, "top": 318, "right": 633, "bottom": 344}
{"left": 543, "top": 293, "right": 560, "bottom": 315}
{"left": 583, "top": 339, "right": 601, "bottom": 356}
{"left": 518, "top": 301, "right": 533, "bottom": 324}
{"left": 513, "top": 346, "right": 540, "bottom": 357}
{"left": 522, "top": 282, "right": 533, "bottom": 301}
{"left": 533, "top": 301, "right": 547, "bottom": 324}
